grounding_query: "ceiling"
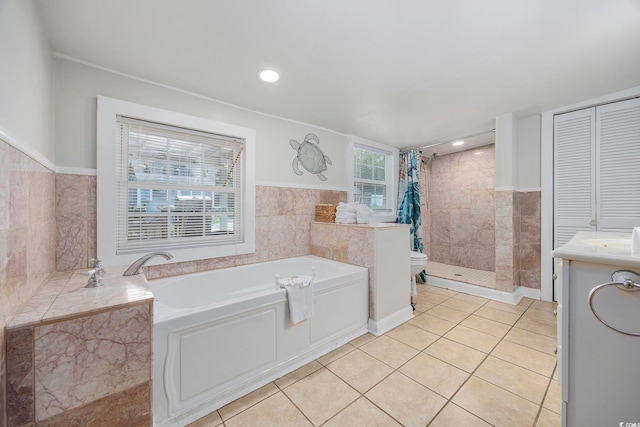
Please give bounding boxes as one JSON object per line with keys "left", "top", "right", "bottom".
{"left": 37, "top": 0, "right": 640, "bottom": 153}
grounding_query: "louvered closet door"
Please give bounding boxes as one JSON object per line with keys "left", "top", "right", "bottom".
{"left": 596, "top": 97, "right": 640, "bottom": 232}
{"left": 554, "top": 108, "right": 596, "bottom": 248}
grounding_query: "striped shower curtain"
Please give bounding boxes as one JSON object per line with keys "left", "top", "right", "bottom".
{"left": 396, "top": 150, "right": 426, "bottom": 282}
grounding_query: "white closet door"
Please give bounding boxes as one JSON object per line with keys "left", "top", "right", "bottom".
{"left": 554, "top": 108, "right": 596, "bottom": 248}
{"left": 596, "top": 97, "right": 640, "bottom": 232}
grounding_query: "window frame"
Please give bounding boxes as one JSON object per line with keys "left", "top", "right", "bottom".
{"left": 349, "top": 136, "right": 398, "bottom": 222}
{"left": 97, "top": 96, "right": 255, "bottom": 267}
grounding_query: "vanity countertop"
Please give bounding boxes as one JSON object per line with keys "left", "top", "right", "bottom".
{"left": 8, "top": 266, "right": 152, "bottom": 329}
{"left": 551, "top": 231, "right": 640, "bottom": 268}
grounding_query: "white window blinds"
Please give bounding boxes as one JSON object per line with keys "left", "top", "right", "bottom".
{"left": 353, "top": 144, "right": 392, "bottom": 212}
{"left": 115, "top": 116, "right": 245, "bottom": 254}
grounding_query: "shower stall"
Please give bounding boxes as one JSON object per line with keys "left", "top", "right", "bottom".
{"left": 421, "top": 144, "right": 497, "bottom": 289}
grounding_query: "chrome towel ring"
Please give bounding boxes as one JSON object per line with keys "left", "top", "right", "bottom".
{"left": 588, "top": 270, "right": 640, "bottom": 337}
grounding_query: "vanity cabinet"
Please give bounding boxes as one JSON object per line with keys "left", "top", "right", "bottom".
{"left": 553, "top": 232, "right": 640, "bottom": 427}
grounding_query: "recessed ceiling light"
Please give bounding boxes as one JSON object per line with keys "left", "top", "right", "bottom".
{"left": 452, "top": 140, "right": 464, "bottom": 146}
{"left": 259, "top": 68, "right": 280, "bottom": 83}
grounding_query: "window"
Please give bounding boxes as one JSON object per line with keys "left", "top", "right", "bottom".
{"left": 97, "top": 97, "right": 255, "bottom": 266}
{"left": 351, "top": 138, "right": 398, "bottom": 222}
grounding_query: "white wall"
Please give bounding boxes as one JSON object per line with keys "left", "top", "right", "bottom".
{"left": 494, "top": 112, "right": 519, "bottom": 189}
{"left": 53, "top": 58, "right": 350, "bottom": 188}
{"left": 0, "top": 0, "right": 54, "bottom": 161}
{"left": 518, "top": 114, "right": 541, "bottom": 189}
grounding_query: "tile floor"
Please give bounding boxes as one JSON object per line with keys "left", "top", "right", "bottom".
{"left": 188, "top": 284, "right": 561, "bottom": 427}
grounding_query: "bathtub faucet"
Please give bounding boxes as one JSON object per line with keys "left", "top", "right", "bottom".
{"left": 123, "top": 251, "right": 173, "bottom": 276}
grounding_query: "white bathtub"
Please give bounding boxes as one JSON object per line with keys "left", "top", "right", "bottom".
{"left": 150, "top": 255, "right": 369, "bottom": 426}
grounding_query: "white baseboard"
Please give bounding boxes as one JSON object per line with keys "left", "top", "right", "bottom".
{"left": 368, "top": 306, "right": 414, "bottom": 336}
{"left": 426, "top": 275, "right": 541, "bottom": 305}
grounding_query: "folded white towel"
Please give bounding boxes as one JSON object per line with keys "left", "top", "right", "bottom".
{"left": 356, "top": 204, "right": 373, "bottom": 224}
{"left": 335, "top": 217, "right": 357, "bottom": 224}
{"left": 336, "top": 202, "right": 358, "bottom": 213}
{"left": 335, "top": 211, "right": 357, "bottom": 219}
{"left": 278, "top": 276, "right": 314, "bottom": 325}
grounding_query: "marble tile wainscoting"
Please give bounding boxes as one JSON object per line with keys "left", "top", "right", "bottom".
{"left": 5, "top": 268, "right": 153, "bottom": 426}
{"left": 55, "top": 175, "right": 347, "bottom": 279}
{"left": 0, "top": 139, "right": 57, "bottom": 427}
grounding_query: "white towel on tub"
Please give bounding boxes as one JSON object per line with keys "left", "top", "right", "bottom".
{"left": 278, "top": 275, "right": 314, "bottom": 325}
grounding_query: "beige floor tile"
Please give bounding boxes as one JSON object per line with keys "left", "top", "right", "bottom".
{"left": 186, "top": 410, "right": 222, "bottom": 427}
{"left": 349, "top": 333, "right": 376, "bottom": 348}
{"left": 444, "top": 324, "right": 501, "bottom": 353}
{"left": 425, "top": 286, "right": 458, "bottom": 298}
{"left": 484, "top": 299, "right": 529, "bottom": 315}
{"left": 504, "top": 328, "right": 557, "bottom": 355}
{"left": 399, "top": 353, "right": 470, "bottom": 399}
{"left": 385, "top": 323, "right": 439, "bottom": 350}
{"left": 460, "top": 314, "right": 512, "bottom": 338}
{"left": 224, "top": 392, "right": 312, "bottom": 427}
{"left": 408, "top": 313, "right": 457, "bottom": 335}
{"left": 450, "top": 293, "right": 490, "bottom": 306}
{"left": 317, "top": 343, "right": 357, "bottom": 365}
{"left": 429, "top": 403, "right": 492, "bottom": 427}
{"left": 523, "top": 307, "right": 557, "bottom": 325}
{"left": 365, "top": 372, "right": 447, "bottom": 427}
{"left": 283, "top": 368, "right": 359, "bottom": 425}
{"left": 413, "top": 300, "right": 436, "bottom": 313}
{"left": 424, "top": 338, "right": 487, "bottom": 373}
{"left": 515, "top": 316, "right": 557, "bottom": 338}
{"left": 427, "top": 305, "right": 471, "bottom": 323}
{"left": 452, "top": 376, "right": 539, "bottom": 427}
{"left": 414, "top": 292, "right": 449, "bottom": 305}
{"left": 474, "top": 356, "right": 549, "bottom": 404}
{"left": 474, "top": 306, "right": 522, "bottom": 325}
{"left": 439, "top": 297, "right": 484, "bottom": 313}
{"left": 274, "top": 360, "right": 323, "bottom": 389}
{"left": 490, "top": 340, "right": 557, "bottom": 377}
{"left": 536, "top": 408, "right": 562, "bottom": 427}
{"left": 360, "top": 335, "right": 420, "bottom": 368}
{"left": 218, "top": 382, "right": 280, "bottom": 420}
{"left": 519, "top": 297, "right": 536, "bottom": 307}
{"left": 530, "top": 300, "right": 556, "bottom": 311}
{"left": 326, "top": 348, "right": 394, "bottom": 393}
{"left": 324, "top": 397, "right": 402, "bottom": 426}
{"left": 543, "top": 378, "right": 562, "bottom": 414}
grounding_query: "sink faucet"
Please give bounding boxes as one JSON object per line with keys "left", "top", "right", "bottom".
{"left": 123, "top": 251, "right": 173, "bottom": 276}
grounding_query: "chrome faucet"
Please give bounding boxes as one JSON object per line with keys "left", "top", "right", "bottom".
{"left": 123, "top": 251, "right": 173, "bottom": 276}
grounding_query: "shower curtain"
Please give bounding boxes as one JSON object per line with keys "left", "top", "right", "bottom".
{"left": 396, "top": 150, "right": 426, "bottom": 283}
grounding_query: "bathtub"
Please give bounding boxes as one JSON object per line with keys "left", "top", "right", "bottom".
{"left": 150, "top": 255, "right": 369, "bottom": 426}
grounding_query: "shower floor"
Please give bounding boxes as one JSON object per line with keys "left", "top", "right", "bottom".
{"left": 426, "top": 261, "right": 496, "bottom": 289}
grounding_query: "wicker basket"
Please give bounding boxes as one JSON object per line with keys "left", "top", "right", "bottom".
{"left": 315, "top": 204, "right": 336, "bottom": 222}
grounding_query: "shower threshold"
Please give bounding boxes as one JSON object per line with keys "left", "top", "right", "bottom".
{"left": 426, "top": 261, "right": 496, "bottom": 289}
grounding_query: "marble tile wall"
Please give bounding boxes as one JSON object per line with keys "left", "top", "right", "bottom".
{"left": 495, "top": 190, "right": 520, "bottom": 292}
{"left": 425, "top": 145, "right": 496, "bottom": 271}
{"left": 53, "top": 175, "right": 347, "bottom": 278}
{"left": 518, "top": 191, "right": 541, "bottom": 289}
{"left": 309, "top": 223, "right": 375, "bottom": 318}
{"left": 6, "top": 303, "right": 152, "bottom": 425}
{"left": 0, "top": 139, "right": 57, "bottom": 427}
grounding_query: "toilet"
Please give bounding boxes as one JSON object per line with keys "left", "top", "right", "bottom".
{"left": 410, "top": 251, "right": 428, "bottom": 303}
{"left": 410, "top": 251, "right": 428, "bottom": 278}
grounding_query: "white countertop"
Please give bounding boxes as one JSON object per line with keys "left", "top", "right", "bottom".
{"left": 551, "top": 231, "right": 640, "bottom": 268}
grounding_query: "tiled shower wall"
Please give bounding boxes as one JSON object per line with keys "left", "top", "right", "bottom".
{"left": 0, "top": 139, "right": 57, "bottom": 427}
{"left": 425, "top": 145, "right": 496, "bottom": 271}
{"left": 55, "top": 174, "right": 347, "bottom": 278}
{"left": 422, "top": 144, "right": 541, "bottom": 291}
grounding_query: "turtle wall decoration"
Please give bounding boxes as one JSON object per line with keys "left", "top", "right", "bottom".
{"left": 289, "top": 133, "right": 332, "bottom": 181}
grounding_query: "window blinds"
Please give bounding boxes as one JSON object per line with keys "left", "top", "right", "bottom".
{"left": 115, "top": 115, "right": 245, "bottom": 254}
